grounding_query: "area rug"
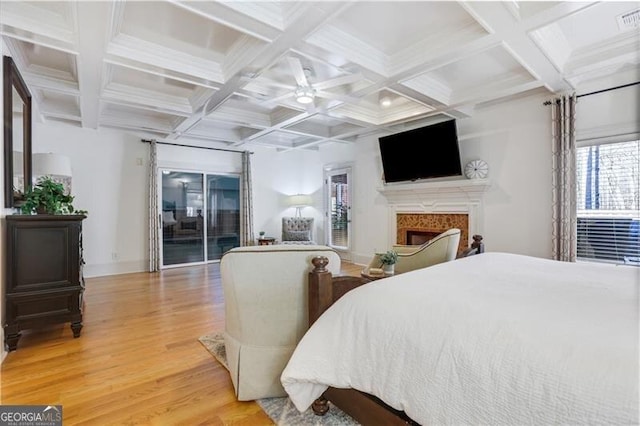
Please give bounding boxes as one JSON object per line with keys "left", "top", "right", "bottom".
{"left": 198, "top": 333, "right": 358, "bottom": 425}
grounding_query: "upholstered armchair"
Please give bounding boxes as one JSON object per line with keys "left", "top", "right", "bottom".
{"left": 281, "top": 217, "right": 316, "bottom": 245}
{"left": 368, "top": 228, "right": 461, "bottom": 275}
{"left": 220, "top": 245, "right": 341, "bottom": 400}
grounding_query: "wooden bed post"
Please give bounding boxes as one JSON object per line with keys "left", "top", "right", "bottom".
{"left": 459, "top": 234, "right": 484, "bottom": 257}
{"left": 308, "top": 256, "right": 335, "bottom": 326}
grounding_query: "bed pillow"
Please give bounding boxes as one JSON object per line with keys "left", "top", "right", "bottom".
{"left": 284, "top": 230, "right": 311, "bottom": 241}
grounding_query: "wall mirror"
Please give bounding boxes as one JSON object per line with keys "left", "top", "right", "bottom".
{"left": 3, "top": 55, "right": 32, "bottom": 208}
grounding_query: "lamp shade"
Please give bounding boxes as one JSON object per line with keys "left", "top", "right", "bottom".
{"left": 33, "top": 153, "right": 72, "bottom": 177}
{"left": 288, "top": 194, "right": 312, "bottom": 207}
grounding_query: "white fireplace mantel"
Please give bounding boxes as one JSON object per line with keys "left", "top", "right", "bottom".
{"left": 377, "top": 178, "right": 491, "bottom": 204}
{"left": 377, "top": 178, "right": 491, "bottom": 246}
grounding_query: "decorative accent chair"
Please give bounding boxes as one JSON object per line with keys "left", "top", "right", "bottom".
{"left": 281, "top": 217, "right": 316, "bottom": 245}
{"left": 368, "top": 228, "right": 461, "bottom": 275}
{"left": 220, "top": 244, "right": 341, "bottom": 401}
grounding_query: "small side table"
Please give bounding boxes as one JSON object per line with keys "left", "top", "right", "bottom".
{"left": 361, "top": 267, "right": 393, "bottom": 280}
{"left": 257, "top": 237, "right": 276, "bottom": 246}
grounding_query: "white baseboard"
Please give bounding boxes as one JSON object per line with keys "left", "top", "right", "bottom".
{"left": 84, "top": 260, "right": 147, "bottom": 278}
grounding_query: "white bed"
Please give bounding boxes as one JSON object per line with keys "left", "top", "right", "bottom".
{"left": 281, "top": 252, "right": 639, "bottom": 425}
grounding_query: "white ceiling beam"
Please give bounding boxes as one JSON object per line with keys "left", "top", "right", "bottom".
{"left": 169, "top": 0, "right": 283, "bottom": 42}
{"left": 22, "top": 71, "right": 79, "bottom": 96}
{"left": 459, "top": 1, "right": 589, "bottom": 93}
{"left": 75, "top": 1, "right": 111, "bottom": 129}
{"left": 169, "top": 2, "right": 351, "bottom": 141}
{"left": 103, "top": 56, "right": 221, "bottom": 91}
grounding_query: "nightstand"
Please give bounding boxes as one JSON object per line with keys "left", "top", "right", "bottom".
{"left": 257, "top": 237, "right": 276, "bottom": 245}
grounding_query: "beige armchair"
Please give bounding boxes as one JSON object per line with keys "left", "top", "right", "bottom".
{"left": 281, "top": 217, "right": 316, "bottom": 245}
{"left": 369, "top": 228, "right": 461, "bottom": 275}
{"left": 220, "top": 244, "right": 341, "bottom": 401}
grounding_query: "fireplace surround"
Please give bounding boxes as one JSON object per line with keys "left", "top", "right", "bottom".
{"left": 377, "top": 178, "right": 490, "bottom": 250}
{"left": 397, "top": 213, "right": 469, "bottom": 253}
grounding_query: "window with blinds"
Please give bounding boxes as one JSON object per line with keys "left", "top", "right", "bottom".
{"left": 576, "top": 140, "right": 639, "bottom": 265}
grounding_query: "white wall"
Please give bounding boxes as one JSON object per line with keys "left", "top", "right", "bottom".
{"left": 29, "top": 125, "right": 337, "bottom": 276}
{"left": 251, "top": 144, "right": 351, "bottom": 244}
{"left": 20, "top": 80, "right": 637, "bottom": 280}
{"left": 457, "top": 93, "right": 554, "bottom": 258}
{"left": 32, "top": 124, "right": 149, "bottom": 277}
{"left": 337, "top": 91, "right": 555, "bottom": 265}
{"left": 29, "top": 91, "right": 555, "bottom": 278}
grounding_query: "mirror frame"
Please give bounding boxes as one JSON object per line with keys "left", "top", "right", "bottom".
{"left": 3, "top": 55, "right": 32, "bottom": 208}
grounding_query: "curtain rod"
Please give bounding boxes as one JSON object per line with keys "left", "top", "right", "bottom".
{"left": 141, "top": 139, "right": 253, "bottom": 154}
{"left": 543, "top": 81, "right": 640, "bottom": 105}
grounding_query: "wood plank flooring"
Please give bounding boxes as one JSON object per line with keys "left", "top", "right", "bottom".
{"left": 0, "top": 260, "right": 362, "bottom": 425}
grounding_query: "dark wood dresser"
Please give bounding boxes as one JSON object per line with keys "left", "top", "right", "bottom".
{"left": 4, "top": 214, "right": 86, "bottom": 351}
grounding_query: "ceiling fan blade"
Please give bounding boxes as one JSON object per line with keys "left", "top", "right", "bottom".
{"left": 258, "top": 92, "right": 293, "bottom": 107}
{"left": 287, "top": 57, "right": 309, "bottom": 87}
{"left": 315, "top": 90, "right": 361, "bottom": 105}
{"left": 313, "top": 73, "right": 363, "bottom": 91}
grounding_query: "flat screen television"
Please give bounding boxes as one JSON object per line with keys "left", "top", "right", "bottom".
{"left": 378, "top": 119, "right": 462, "bottom": 183}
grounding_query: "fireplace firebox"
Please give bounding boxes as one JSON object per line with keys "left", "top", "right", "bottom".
{"left": 406, "top": 230, "right": 441, "bottom": 245}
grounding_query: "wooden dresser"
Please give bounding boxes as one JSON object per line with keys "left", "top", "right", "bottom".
{"left": 4, "top": 214, "right": 86, "bottom": 351}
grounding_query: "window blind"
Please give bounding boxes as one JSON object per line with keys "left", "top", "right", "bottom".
{"left": 576, "top": 140, "right": 639, "bottom": 265}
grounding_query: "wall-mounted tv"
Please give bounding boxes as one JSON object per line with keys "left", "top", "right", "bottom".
{"left": 378, "top": 119, "right": 462, "bottom": 183}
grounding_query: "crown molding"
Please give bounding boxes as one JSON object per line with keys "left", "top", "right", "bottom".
{"left": 223, "top": 35, "right": 268, "bottom": 81}
{"left": 107, "top": 34, "right": 225, "bottom": 83}
{"left": 23, "top": 70, "right": 79, "bottom": 95}
{"left": 0, "top": 2, "right": 75, "bottom": 45}
{"left": 169, "top": 1, "right": 281, "bottom": 42}
{"left": 102, "top": 83, "right": 193, "bottom": 115}
{"left": 205, "top": 106, "right": 271, "bottom": 129}
{"left": 401, "top": 74, "right": 453, "bottom": 105}
{"left": 390, "top": 22, "right": 487, "bottom": 76}
{"left": 566, "top": 30, "right": 640, "bottom": 74}
{"left": 306, "top": 25, "right": 388, "bottom": 77}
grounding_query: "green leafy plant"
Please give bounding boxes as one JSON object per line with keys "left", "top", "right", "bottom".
{"left": 379, "top": 250, "right": 398, "bottom": 266}
{"left": 20, "top": 176, "right": 87, "bottom": 215}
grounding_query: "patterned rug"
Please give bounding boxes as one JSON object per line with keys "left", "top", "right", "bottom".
{"left": 198, "top": 333, "right": 358, "bottom": 425}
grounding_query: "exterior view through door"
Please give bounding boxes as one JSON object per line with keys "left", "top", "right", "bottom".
{"left": 326, "top": 167, "right": 351, "bottom": 251}
{"left": 160, "top": 170, "right": 240, "bottom": 267}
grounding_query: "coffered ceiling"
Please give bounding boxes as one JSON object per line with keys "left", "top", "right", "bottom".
{"left": 1, "top": 1, "right": 638, "bottom": 151}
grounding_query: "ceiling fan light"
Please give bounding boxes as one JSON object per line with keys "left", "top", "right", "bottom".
{"left": 295, "top": 86, "right": 315, "bottom": 104}
{"left": 380, "top": 96, "right": 392, "bottom": 108}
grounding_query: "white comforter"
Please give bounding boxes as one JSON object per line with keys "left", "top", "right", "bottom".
{"left": 281, "top": 252, "right": 639, "bottom": 425}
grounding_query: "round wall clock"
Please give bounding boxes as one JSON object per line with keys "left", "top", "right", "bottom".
{"left": 464, "top": 160, "right": 489, "bottom": 179}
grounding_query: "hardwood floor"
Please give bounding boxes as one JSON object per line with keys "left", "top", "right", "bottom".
{"left": 0, "top": 260, "right": 362, "bottom": 425}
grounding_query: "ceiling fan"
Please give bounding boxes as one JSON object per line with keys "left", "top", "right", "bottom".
{"left": 260, "top": 56, "right": 363, "bottom": 111}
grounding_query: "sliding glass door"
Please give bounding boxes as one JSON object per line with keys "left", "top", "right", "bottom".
{"left": 160, "top": 170, "right": 240, "bottom": 268}
{"left": 206, "top": 175, "right": 240, "bottom": 261}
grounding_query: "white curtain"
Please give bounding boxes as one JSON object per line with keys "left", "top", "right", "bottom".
{"left": 551, "top": 94, "right": 577, "bottom": 262}
{"left": 240, "top": 151, "right": 254, "bottom": 246}
{"left": 148, "top": 140, "right": 160, "bottom": 271}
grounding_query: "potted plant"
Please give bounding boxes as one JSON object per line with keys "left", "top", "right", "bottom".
{"left": 20, "top": 176, "right": 87, "bottom": 215}
{"left": 379, "top": 250, "right": 398, "bottom": 275}
{"left": 259, "top": 231, "right": 265, "bottom": 238}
